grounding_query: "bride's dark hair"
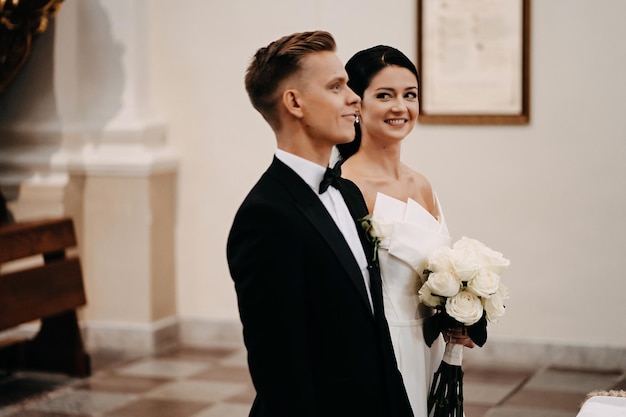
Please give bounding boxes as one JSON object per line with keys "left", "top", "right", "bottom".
{"left": 337, "top": 45, "right": 419, "bottom": 163}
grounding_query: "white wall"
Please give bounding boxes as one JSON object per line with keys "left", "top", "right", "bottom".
{"left": 149, "top": 0, "right": 626, "bottom": 349}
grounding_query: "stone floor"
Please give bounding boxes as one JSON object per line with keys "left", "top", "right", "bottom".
{"left": 0, "top": 344, "right": 624, "bottom": 417}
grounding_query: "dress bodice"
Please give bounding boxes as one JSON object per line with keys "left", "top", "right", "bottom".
{"left": 371, "top": 192, "right": 450, "bottom": 417}
{"left": 372, "top": 192, "right": 452, "bottom": 322}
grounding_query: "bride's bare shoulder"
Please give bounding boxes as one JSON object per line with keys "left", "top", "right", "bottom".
{"left": 408, "top": 168, "right": 433, "bottom": 191}
{"left": 405, "top": 166, "right": 437, "bottom": 212}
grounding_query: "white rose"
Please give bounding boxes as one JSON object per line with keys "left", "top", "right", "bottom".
{"left": 445, "top": 290, "right": 484, "bottom": 326}
{"left": 450, "top": 246, "right": 481, "bottom": 282}
{"left": 452, "top": 236, "right": 485, "bottom": 253}
{"left": 425, "top": 271, "right": 461, "bottom": 298}
{"left": 482, "top": 284, "right": 509, "bottom": 322}
{"left": 479, "top": 246, "right": 510, "bottom": 274}
{"left": 427, "top": 245, "right": 453, "bottom": 273}
{"left": 418, "top": 284, "right": 444, "bottom": 308}
{"left": 467, "top": 269, "right": 500, "bottom": 298}
{"left": 369, "top": 217, "right": 386, "bottom": 240}
{"left": 455, "top": 236, "right": 510, "bottom": 274}
{"left": 364, "top": 215, "right": 393, "bottom": 245}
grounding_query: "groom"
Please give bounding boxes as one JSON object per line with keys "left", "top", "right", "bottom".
{"left": 227, "top": 31, "right": 413, "bottom": 417}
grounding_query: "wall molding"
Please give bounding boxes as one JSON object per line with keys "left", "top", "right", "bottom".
{"left": 177, "top": 319, "right": 626, "bottom": 371}
{"left": 7, "top": 317, "right": 622, "bottom": 370}
{"left": 464, "top": 337, "right": 626, "bottom": 371}
{"left": 83, "top": 316, "right": 179, "bottom": 355}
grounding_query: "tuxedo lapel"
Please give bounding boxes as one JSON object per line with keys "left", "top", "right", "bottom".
{"left": 267, "top": 158, "right": 373, "bottom": 315}
{"left": 335, "top": 179, "right": 385, "bottom": 317}
{"left": 334, "top": 179, "right": 376, "bottom": 263}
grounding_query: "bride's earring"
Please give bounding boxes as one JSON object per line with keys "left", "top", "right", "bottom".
{"left": 355, "top": 113, "right": 360, "bottom": 124}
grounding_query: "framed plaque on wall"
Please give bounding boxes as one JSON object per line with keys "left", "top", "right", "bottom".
{"left": 417, "top": 0, "right": 531, "bottom": 124}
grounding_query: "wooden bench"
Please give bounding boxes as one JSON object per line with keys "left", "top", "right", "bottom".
{"left": 0, "top": 217, "right": 91, "bottom": 377}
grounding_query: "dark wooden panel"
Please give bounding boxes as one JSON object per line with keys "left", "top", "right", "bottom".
{"left": 0, "top": 258, "right": 86, "bottom": 331}
{"left": 0, "top": 217, "right": 76, "bottom": 263}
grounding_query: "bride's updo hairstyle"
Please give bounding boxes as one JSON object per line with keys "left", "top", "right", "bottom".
{"left": 338, "top": 45, "right": 419, "bottom": 162}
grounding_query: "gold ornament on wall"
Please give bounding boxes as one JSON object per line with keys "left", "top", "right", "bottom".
{"left": 0, "top": 0, "right": 63, "bottom": 93}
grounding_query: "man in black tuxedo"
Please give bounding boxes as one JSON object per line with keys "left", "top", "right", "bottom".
{"left": 227, "top": 30, "right": 413, "bottom": 417}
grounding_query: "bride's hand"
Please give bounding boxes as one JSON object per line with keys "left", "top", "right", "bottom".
{"left": 445, "top": 327, "right": 476, "bottom": 348}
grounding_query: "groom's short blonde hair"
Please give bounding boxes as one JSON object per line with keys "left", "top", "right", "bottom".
{"left": 245, "top": 30, "right": 336, "bottom": 129}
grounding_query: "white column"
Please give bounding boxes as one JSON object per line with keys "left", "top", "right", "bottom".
{"left": 0, "top": 0, "right": 179, "bottom": 354}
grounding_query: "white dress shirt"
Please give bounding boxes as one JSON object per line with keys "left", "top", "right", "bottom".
{"left": 275, "top": 149, "right": 373, "bottom": 312}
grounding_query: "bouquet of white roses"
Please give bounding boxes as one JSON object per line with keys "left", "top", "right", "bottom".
{"left": 419, "top": 236, "right": 510, "bottom": 417}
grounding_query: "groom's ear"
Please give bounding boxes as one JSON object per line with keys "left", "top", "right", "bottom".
{"left": 283, "top": 89, "right": 304, "bottom": 119}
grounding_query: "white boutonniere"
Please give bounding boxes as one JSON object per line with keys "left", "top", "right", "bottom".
{"left": 358, "top": 214, "right": 385, "bottom": 262}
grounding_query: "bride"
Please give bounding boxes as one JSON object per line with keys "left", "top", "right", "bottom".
{"left": 338, "top": 45, "right": 475, "bottom": 417}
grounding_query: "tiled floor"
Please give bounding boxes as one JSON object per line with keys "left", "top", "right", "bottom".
{"left": 0, "top": 344, "right": 624, "bottom": 417}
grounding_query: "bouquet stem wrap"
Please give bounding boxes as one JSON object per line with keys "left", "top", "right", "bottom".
{"left": 442, "top": 342, "right": 463, "bottom": 366}
{"left": 428, "top": 343, "right": 464, "bottom": 417}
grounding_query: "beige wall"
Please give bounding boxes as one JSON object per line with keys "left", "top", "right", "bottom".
{"left": 149, "top": 0, "right": 626, "bottom": 349}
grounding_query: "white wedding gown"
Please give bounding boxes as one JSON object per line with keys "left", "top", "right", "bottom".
{"left": 373, "top": 192, "right": 452, "bottom": 417}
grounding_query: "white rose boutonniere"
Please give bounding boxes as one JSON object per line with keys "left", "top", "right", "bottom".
{"left": 359, "top": 214, "right": 389, "bottom": 262}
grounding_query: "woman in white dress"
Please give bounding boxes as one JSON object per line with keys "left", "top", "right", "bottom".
{"left": 338, "top": 45, "right": 475, "bottom": 417}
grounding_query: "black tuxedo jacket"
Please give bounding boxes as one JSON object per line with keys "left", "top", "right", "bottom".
{"left": 227, "top": 157, "right": 413, "bottom": 417}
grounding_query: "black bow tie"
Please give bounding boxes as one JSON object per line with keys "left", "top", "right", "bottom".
{"left": 319, "top": 164, "right": 342, "bottom": 194}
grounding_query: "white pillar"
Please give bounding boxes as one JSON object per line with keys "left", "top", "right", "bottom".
{"left": 0, "top": 0, "right": 179, "bottom": 354}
